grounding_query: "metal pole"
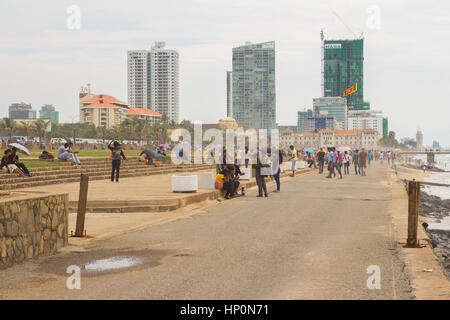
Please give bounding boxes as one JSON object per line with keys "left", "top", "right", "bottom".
{"left": 406, "top": 180, "right": 420, "bottom": 247}
{"left": 75, "top": 174, "right": 89, "bottom": 237}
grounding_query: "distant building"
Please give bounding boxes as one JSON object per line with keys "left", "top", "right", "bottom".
{"left": 313, "top": 96, "right": 348, "bottom": 130}
{"left": 416, "top": 129, "right": 423, "bottom": 150}
{"left": 226, "top": 71, "right": 233, "bottom": 118}
{"left": 232, "top": 41, "right": 276, "bottom": 129}
{"left": 383, "top": 117, "right": 388, "bottom": 137}
{"left": 151, "top": 42, "right": 180, "bottom": 123}
{"left": 39, "top": 104, "right": 59, "bottom": 123}
{"left": 278, "top": 125, "right": 298, "bottom": 132}
{"left": 297, "top": 109, "right": 337, "bottom": 133}
{"left": 126, "top": 107, "right": 162, "bottom": 124}
{"left": 401, "top": 137, "right": 417, "bottom": 149}
{"left": 9, "top": 103, "right": 36, "bottom": 120}
{"left": 432, "top": 140, "right": 440, "bottom": 150}
{"left": 127, "top": 50, "right": 151, "bottom": 109}
{"left": 280, "top": 129, "right": 379, "bottom": 150}
{"left": 127, "top": 42, "right": 180, "bottom": 123}
{"left": 80, "top": 94, "right": 129, "bottom": 128}
{"left": 347, "top": 110, "right": 384, "bottom": 136}
{"left": 321, "top": 31, "right": 370, "bottom": 111}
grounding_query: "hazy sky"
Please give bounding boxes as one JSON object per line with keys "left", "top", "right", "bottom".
{"left": 1, "top": 0, "right": 449, "bottom": 146}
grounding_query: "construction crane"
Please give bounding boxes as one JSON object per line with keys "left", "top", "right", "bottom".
{"left": 331, "top": 10, "right": 364, "bottom": 39}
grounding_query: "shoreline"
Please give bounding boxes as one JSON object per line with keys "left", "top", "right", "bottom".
{"left": 389, "top": 164, "right": 450, "bottom": 299}
{"left": 419, "top": 190, "right": 450, "bottom": 279}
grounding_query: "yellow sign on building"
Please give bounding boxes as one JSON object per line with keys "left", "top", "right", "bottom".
{"left": 343, "top": 82, "right": 358, "bottom": 96}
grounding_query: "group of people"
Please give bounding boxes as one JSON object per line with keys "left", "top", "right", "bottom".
{"left": 322, "top": 147, "right": 369, "bottom": 179}
{"left": 215, "top": 147, "right": 284, "bottom": 199}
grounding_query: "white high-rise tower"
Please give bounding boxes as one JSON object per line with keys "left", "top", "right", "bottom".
{"left": 151, "top": 42, "right": 179, "bottom": 123}
{"left": 127, "top": 50, "right": 151, "bottom": 109}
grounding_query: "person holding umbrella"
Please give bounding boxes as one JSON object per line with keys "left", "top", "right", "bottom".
{"left": 8, "top": 147, "right": 31, "bottom": 176}
{"left": 1, "top": 149, "right": 26, "bottom": 177}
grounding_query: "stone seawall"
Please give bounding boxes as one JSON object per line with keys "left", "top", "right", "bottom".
{"left": 0, "top": 193, "right": 69, "bottom": 269}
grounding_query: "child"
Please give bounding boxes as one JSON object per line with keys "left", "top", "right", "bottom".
{"left": 108, "top": 141, "right": 126, "bottom": 182}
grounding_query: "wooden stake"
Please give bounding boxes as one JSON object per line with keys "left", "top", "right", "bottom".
{"left": 406, "top": 180, "right": 420, "bottom": 247}
{"left": 75, "top": 174, "right": 89, "bottom": 237}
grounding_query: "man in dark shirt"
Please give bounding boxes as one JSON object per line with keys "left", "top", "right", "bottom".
{"left": 317, "top": 148, "right": 326, "bottom": 174}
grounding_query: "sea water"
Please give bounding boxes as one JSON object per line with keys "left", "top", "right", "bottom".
{"left": 413, "top": 154, "right": 450, "bottom": 231}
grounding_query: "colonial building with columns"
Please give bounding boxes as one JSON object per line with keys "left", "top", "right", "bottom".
{"left": 280, "top": 129, "right": 379, "bottom": 150}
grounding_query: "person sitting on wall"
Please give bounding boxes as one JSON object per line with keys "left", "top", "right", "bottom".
{"left": 8, "top": 147, "right": 31, "bottom": 176}
{"left": 1, "top": 149, "right": 26, "bottom": 177}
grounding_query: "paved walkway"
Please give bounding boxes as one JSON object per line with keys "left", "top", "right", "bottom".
{"left": 17, "top": 168, "right": 216, "bottom": 202}
{"left": 1, "top": 162, "right": 431, "bottom": 299}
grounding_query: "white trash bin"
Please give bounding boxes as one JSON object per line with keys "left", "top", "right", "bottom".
{"left": 172, "top": 175, "right": 198, "bottom": 193}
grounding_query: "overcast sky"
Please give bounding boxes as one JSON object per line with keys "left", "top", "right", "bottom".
{"left": 1, "top": 0, "right": 449, "bottom": 146}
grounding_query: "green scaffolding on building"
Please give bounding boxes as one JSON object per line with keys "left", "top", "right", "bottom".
{"left": 323, "top": 38, "right": 369, "bottom": 111}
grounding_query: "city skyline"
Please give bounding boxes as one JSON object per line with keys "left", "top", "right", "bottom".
{"left": 1, "top": 0, "right": 449, "bottom": 146}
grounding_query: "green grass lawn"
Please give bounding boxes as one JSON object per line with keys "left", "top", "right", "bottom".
{"left": 20, "top": 149, "right": 148, "bottom": 159}
{"left": 22, "top": 161, "right": 64, "bottom": 168}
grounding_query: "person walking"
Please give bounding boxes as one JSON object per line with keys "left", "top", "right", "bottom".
{"left": 108, "top": 140, "right": 126, "bottom": 182}
{"left": 255, "top": 155, "right": 269, "bottom": 197}
{"left": 353, "top": 149, "right": 360, "bottom": 175}
{"left": 288, "top": 145, "right": 298, "bottom": 177}
{"left": 343, "top": 151, "right": 350, "bottom": 175}
{"left": 359, "top": 148, "right": 368, "bottom": 176}
{"left": 272, "top": 148, "right": 283, "bottom": 193}
{"left": 368, "top": 150, "right": 373, "bottom": 166}
{"left": 326, "top": 147, "right": 336, "bottom": 178}
{"left": 317, "top": 148, "right": 326, "bottom": 174}
{"left": 336, "top": 151, "right": 343, "bottom": 179}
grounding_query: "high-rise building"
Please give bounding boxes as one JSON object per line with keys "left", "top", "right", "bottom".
{"left": 321, "top": 33, "right": 369, "bottom": 111}
{"left": 226, "top": 71, "right": 233, "bottom": 117}
{"left": 151, "top": 41, "right": 179, "bottom": 123}
{"left": 416, "top": 129, "right": 423, "bottom": 150}
{"left": 383, "top": 117, "right": 389, "bottom": 137}
{"left": 313, "top": 96, "right": 348, "bottom": 129}
{"left": 127, "top": 42, "right": 179, "bottom": 123}
{"left": 8, "top": 103, "right": 36, "bottom": 120}
{"left": 347, "top": 110, "right": 384, "bottom": 136}
{"left": 39, "top": 104, "right": 59, "bottom": 123}
{"left": 232, "top": 41, "right": 276, "bottom": 129}
{"left": 127, "top": 50, "right": 151, "bottom": 109}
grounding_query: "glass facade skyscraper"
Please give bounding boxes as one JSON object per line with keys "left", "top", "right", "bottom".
{"left": 232, "top": 41, "right": 276, "bottom": 129}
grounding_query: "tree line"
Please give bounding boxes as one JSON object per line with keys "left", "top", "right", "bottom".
{"left": 0, "top": 114, "right": 194, "bottom": 146}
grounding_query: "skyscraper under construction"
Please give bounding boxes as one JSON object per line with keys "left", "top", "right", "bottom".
{"left": 321, "top": 31, "right": 369, "bottom": 111}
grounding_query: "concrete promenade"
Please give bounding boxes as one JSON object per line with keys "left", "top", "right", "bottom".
{"left": 0, "top": 162, "right": 449, "bottom": 299}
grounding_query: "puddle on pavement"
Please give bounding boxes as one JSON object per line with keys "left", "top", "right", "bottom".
{"left": 82, "top": 256, "right": 144, "bottom": 273}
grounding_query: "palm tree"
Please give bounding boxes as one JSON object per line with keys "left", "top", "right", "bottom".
{"left": 33, "top": 119, "right": 50, "bottom": 143}
{"left": 20, "top": 121, "right": 33, "bottom": 143}
{"left": 0, "top": 117, "right": 17, "bottom": 141}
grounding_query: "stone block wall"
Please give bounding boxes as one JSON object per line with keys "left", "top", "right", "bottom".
{"left": 0, "top": 193, "right": 69, "bottom": 269}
